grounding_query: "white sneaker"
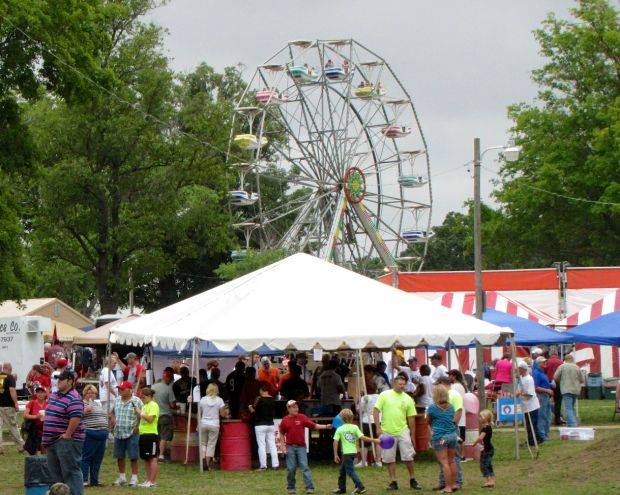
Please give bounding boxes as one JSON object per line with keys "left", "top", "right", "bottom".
{"left": 138, "top": 481, "right": 153, "bottom": 488}
{"left": 354, "top": 461, "right": 366, "bottom": 468}
{"left": 129, "top": 478, "right": 139, "bottom": 487}
{"left": 374, "top": 462, "right": 382, "bottom": 468}
{"left": 113, "top": 477, "right": 127, "bottom": 486}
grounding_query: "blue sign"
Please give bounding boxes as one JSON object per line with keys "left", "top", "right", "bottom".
{"left": 497, "top": 397, "right": 523, "bottom": 422}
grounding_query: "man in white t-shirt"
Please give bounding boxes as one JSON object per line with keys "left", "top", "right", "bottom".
{"left": 99, "top": 357, "right": 119, "bottom": 411}
{"left": 516, "top": 361, "right": 542, "bottom": 446}
{"left": 398, "top": 357, "right": 421, "bottom": 386}
{"left": 430, "top": 354, "right": 448, "bottom": 383}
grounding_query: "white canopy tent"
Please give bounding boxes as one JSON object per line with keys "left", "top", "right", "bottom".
{"left": 110, "top": 253, "right": 511, "bottom": 351}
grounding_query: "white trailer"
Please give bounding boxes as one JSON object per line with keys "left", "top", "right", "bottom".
{"left": 0, "top": 316, "right": 49, "bottom": 390}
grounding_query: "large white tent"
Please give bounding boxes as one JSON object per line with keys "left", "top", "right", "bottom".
{"left": 110, "top": 253, "right": 510, "bottom": 351}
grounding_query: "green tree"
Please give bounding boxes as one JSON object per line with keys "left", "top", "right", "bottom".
{"left": 24, "top": 10, "right": 238, "bottom": 314}
{"left": 0, "top": 0, "right": 114, "bottom": 299}
{"left": 215, "top": 249, "right": 287, "bottom": 281}
{"left": 489, "top": 0, "right": 620, "bottom": 267}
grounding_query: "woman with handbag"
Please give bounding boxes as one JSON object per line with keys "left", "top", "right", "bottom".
{"left": 23, "top": 385, "right": 48, "bottom": 454}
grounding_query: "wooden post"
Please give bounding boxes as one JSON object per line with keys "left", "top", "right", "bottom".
{"left": 357, "top": 349, "right": 377, "bottom": 461}
{"left": 509, "top": 340, "right": 520, "bottom": 460}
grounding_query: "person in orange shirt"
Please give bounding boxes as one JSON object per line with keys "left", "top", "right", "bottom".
{"left": 258, "top": 357, "right": 280, "bottom": 396}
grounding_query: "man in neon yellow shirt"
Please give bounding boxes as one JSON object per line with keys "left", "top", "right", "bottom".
{"left": 373, "top": 374, "right": 422, "bottom": 490}
{"left": 136, "top": 388, "right": 159, "bottom": 488}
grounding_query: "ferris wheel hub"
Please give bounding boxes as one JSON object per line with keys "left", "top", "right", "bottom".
{"left": 343, "top": 167, "right": 366, "bottom": 204}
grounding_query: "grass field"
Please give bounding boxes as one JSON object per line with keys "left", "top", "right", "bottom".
{"left": 2, "top": 400, "right": 619, "bottom": 495}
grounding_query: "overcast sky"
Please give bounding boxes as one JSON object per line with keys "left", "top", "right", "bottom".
{"left": 147, "top": 0, "right": 574, "bottom": 225}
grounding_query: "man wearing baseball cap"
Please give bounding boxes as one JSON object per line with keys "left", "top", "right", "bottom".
{"left": 115, "top": 352, "right": 143, "bottom": 392}
{"left": 516, "top": 361, "right": 542, "bottom": 447}
{"left": 51, "top": 357, "right": 69, "bottom": 394}
{"left": 110, "top": 380, "right": 143, "bottom": 486}
{"left": 42, "top": 369, "right": 85, "bottom": 495}
{"left": 150, "top": 367, "right": 177, "bottom": 460}
{"left": 279, "top": 400, "right": 331, "bottom": 494}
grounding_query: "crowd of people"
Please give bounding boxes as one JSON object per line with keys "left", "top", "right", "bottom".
{"left": 0, "top": 346, "right": 602, "bottom": 495}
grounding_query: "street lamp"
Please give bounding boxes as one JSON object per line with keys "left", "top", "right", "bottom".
{"left": 473, "top": 137, "right": 521, "bottom": 404}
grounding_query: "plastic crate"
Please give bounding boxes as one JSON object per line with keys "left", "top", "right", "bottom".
{"left": 559, "top": 427, "right": 595, "bottom": 441}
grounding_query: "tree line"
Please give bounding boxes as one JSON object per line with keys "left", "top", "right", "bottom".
{"left": 0, "top": 1, "right": 618, "bottom": 316}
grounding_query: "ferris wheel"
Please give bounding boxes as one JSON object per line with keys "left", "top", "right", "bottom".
{"left": 226, "top": 39, "right": 433, "bottom": 277}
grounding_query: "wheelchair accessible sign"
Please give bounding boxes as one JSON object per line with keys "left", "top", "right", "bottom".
{"left": 497, "top": 398, "right": 524, "bottom": 422}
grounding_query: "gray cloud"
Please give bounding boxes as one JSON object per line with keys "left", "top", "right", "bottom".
{"left": 147, "top": 0, "right": 573, "bottom": 224}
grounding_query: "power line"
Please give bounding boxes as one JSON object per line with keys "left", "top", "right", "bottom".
{"left": 481, "top": 165, "right": 619, "bottom": 207}
{"left": 0, "top": 14, "right": 245, "bottom": 163}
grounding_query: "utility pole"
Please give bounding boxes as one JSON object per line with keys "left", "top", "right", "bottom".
{"left": 473, "top": 137, "right": 486, "bottom": 405}
{"left": 553, "top": 261, "right": 570, "bottom": 320}
{"left": 129, "top": 268, "right": 134, "bottom": 315}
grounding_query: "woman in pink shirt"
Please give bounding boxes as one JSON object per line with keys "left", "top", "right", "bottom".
{"left": 494, "top": 353, "right": 514, "bottom": 394}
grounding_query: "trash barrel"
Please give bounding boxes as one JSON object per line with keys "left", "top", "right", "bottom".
{"left": 586, "top": 373, "right": 602, "bottom": 400}
{"left": 414, "top": 414, "right": 430, "bottom": 452}
{"left": 24, "top": 455, "right": 51, "bottom": 495}
{"left": 220, "top": 420, "right": 251, "bottom": 471}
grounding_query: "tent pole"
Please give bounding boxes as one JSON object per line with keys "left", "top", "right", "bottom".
{"left": 185, "top": 338, "right": 197, "bottom": 464}
{"left": 509, "top": 340, "right": 520, "bottom": 460}
{"left": 358, "top": 349, "right": 376, "bottom": 461}
{"left": 355, "top": 350, "right": 364, "bottom": 465}
{"left": 106, "top": 341, "right": 112, "bottom": 430}
{"left": 149, "top": 345, "right": 154, "bottom": 386}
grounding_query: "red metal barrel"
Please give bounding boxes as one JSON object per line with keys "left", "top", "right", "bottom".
{"left": 220, "top": 420, "right": 251, "bottom": 471}
{"left": 414, "top": 414, "right": 430, "bottom": 452}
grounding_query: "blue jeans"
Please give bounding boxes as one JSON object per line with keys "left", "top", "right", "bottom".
{"left": 563, "top": 393, "right": 578, "bottom": 427}
{"left": 47, "top": 438, "right": 84, "bottom": 495}
{"left": 537, "top": 394, "right": 551, "bottom": 440}
{"left": 480, "top": 450, "right": 494, "bottom": 477}
{"left": 286, "top": 445, "right": 314, "bottom": 490}
{"left": 338, "top": 454, "right": 363, "bottom": 491}
{"left": 81, "top": 429, "right": 108, "bottom": 485}
{"left": 438, "top": 435, "right": 462, "bottom": 486}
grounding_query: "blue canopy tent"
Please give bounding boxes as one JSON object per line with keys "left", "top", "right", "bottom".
{"left": 428, "top": 310, "right": 571, "bottom": 349}
{"left": 565, "top": 311, "right": 620, "bottom": 346}
{"left": 482, "top": 309, "right": 573, "bottom": 346}
{"left": 154, "top": 340, "right": 281, "bottom": 358}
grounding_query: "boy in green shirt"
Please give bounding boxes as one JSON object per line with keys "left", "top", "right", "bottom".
{"left": 332, "top": 409, "right": 380, "bottom": 494}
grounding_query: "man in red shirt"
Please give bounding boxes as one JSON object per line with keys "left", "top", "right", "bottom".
{"left": 258, "top": 357, "right": 280, "bottom": 396}
{"left": 279, "top": 400, "right": 331, "bottom": 494}
{"left": 545, "top": 354, "right": 564, "bottom": 425}
{"left": 116, "top": 352, "right": 144, "bottom": 393}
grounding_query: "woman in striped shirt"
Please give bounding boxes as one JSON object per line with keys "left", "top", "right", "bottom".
{"left": 81, "top": 385, "right": 109, "bottom": 487}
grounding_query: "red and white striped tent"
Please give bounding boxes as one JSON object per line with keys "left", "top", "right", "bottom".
{"left": 555, "top": 289, "right": 620, "bottom": 377}
{"left": 410, "top": 291, "right": 555, "bottom": 371}
{"left": 379, "top": 267, "right": 620, "bottom": 377}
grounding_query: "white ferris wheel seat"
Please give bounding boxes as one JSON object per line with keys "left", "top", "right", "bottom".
{"left": 229, "top": 190, "right": 259, "bottom": 206}
{"left": 289, "top": 65, "right": 319, "bottom": 83}
{"left": 233, "top": 133, "right": 268, "bottom": 150}
{"left": 354, "top": 85, "right": 387, "bottom": 99}
{"left": 256, "top": 89, "right": 283, "bottom": 105}
{"left": 381, "top": 124, "right": 412, "bottom": 138}
{"left": 402, "top": 229, "right": 434, "bottom": 243}
{"left": 398, "top": 175, "right": 428, "bottom": 188}
{"left": 230, "top": 249, "right": 248, "bottom": 261}
{"left": 324, "top": 67, "right": 347, "bottom": 81}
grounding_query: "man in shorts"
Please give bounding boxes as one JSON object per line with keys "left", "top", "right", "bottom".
{"left": 373, "top": 374, "right": 422, "bottom": 490}
{"left": 110, "top": 381, "right": 142, "bottom": 486}
{"left": 150, "top": 367, "right": 177, "bottom": 460}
